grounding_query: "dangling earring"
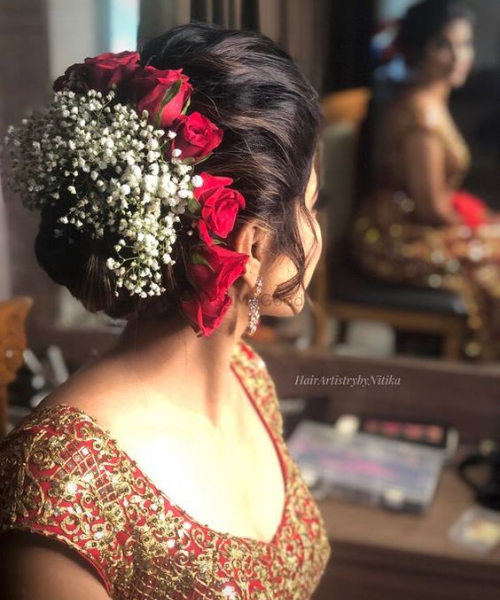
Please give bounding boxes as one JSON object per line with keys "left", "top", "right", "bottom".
{"left": 246, "top": 275, "right": 263, "bottom": 335}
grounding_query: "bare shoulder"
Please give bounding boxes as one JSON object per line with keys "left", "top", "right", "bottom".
{"left": 37, "top": 354, "right": 127, "bottom": 427}
{"left": 35, "top": 352, "right": 182, "bottom": 454}
{"left": 395, "top": 91, "right": 444, "bottom": 130}
{"left": 0, "top": 531, "right": 111, "bottom": 600}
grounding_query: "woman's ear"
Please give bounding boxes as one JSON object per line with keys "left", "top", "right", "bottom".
{"left": 232, "top": 220, "right": 270, "bottom": 288}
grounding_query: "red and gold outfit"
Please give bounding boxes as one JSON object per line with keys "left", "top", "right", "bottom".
{"left": 0, "top": 339, "right": 331, "bottom": 599}
{"left": 351, "top": 98, "right": 500, "bottom": 360}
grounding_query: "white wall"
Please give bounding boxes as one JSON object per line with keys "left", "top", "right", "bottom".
{"left": 47, "top": 0, "right": 139, "bottom": 82}
{"left": 47, "top": 0, "right": 106, "bottom": 82}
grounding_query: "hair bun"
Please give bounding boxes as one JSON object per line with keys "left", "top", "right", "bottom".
{"left": 35, "top": 201, "right": 115, "bottom": 312}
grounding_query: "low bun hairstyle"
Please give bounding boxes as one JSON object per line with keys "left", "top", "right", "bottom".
{"left": 396, "top": 0, "right": 475, "bottom": 68}
{"left": 35, "top": 22, "right": 323, "bottom": 321}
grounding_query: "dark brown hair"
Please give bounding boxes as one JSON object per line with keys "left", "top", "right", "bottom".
{"left": 396, "top": 0, "right": 475, "bottom": 68}
{"left": 35, "top": 21, "right": 323, "bottom": 321}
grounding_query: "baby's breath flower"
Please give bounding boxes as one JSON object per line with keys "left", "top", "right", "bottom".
{"left": 4, "top": 88, "right": 200, "bottom": 299}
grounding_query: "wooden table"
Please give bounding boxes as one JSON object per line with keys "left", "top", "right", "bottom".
{"left": 251, "top": 343, "right": 500, "bottom": 600}
{"left": 313, "top": 463, "right": 500, "bottom": 600}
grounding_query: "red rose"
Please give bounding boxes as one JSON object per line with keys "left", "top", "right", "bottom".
{"left": 169, "top": 112, "right": 223, "bottom": 162}
{"left": 53, "top": 51, "right": 140, "bottom": 95}
{"left": 197, "top": 186, "right": 246, "bottom": 244}
{"left": 180, "top": 293, "right": 232, "bottom": 337}
{"left": 129, "top": 66, "right": 193, "bottom": 129}
{"left": 187, "top": 245, "right": 249, "bottom": 303}
{"left": 193, "top": 173, "right": 234, "bottom": 199}
{"left": 181, "top": 244, "right": 248, "bottom": 336}
{"left": 197, "top": 220, "right": 215, "bottom": 246}
{"left": 191, "top": 173, "right": 245, "bottom": 245}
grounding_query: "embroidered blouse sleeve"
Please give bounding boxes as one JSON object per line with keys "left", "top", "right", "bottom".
{"left": 0, "top": 410, "right": 131, "bottom": 597}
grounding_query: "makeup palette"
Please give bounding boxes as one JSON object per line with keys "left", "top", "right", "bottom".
{"left": 334, "top": 414, "right": 459, "bottom": 460}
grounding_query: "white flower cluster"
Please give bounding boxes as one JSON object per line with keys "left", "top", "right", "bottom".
{"left": 4, "top": 89, "right": 204, "bottom": 299}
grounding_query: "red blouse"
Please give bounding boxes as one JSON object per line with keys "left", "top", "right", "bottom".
{"left": 0, "top": 339, "right": 331, "bottom": 599}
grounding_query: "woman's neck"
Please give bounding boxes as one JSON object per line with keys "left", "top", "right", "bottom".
{"left": 423, "top": 80, "right": 452, "bottom": 102}
{"left": 408, "top": 72, "right": 453, "bottom": 103}
{"left": 101, "top": 312, "right": 247, "bottom": 429}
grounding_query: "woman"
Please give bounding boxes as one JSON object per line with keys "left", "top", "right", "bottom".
{"left": 351, "top": 0, "right": 500, "bottom": 360}
{"left": 0, "top": 23, "right": 330, "bottom": 599}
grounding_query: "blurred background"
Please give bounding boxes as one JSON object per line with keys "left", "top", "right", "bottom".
{"left": 4, "top": 0, "right": 500, "bottom": 364}
{"left": 2, "top": 2, "right": 500, "bottom": 598}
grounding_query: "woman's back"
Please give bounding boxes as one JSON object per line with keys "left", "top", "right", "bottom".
{"left": 375, "top": 90, "right": 471, "bottom": 196}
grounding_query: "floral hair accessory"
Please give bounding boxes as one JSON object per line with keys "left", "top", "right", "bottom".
{"left": 3, "top": 50, "right": 249, "bottom": 337}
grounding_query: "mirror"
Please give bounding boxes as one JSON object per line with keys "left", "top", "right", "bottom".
{"left": 338, "top": 0, "right": 500, "bottom": 363}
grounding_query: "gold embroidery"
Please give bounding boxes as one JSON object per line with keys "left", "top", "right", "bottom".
{"left": 0, "top": 339, "right": 331, "bottom": 599}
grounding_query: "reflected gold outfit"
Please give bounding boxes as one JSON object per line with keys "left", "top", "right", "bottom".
{"left": 351, "top": 98, "right": 500, "bottom": 360}
{"left": 0, "top": 339, "right": 331, "bottom": 599}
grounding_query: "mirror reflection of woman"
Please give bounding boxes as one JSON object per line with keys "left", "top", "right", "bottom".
{"left": 352, "top": 0, "right": 500, "bottom": 360}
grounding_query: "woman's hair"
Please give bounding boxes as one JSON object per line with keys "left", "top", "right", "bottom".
{"left": 396, "top": 0, "right": 475, "bottom": 68}
{"left": 35, "top": 21, "right": 323, "bottom": 321}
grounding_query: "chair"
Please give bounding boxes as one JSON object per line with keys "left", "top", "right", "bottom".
{"left": 0, "top": 297, "right": 33, "bottom": 436}
{"left": 311, "top": 91, "right": 468, "bottom": 360}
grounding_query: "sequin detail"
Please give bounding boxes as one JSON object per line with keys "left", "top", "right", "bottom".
{"left": 0, "top": 339, "right": 331, "bottom": 599}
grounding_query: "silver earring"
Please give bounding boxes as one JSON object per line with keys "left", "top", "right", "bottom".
{"left": 247, "top": 276, "right": 263, "bottom": 335}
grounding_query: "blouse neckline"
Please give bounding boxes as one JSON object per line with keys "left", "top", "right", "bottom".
{"left": 32, "top": 339, "right": 289, "bottom": 549}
